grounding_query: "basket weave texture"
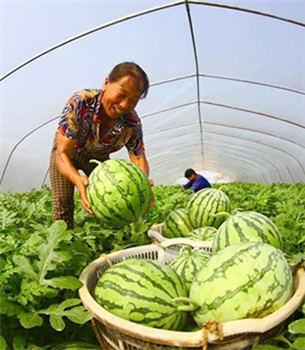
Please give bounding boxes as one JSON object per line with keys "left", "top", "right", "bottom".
{"left": 79, "top": 239, "right": 305, "bottom": 350}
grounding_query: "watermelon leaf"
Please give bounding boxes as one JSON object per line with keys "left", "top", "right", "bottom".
{"left": 50, "top": 315, "right": 65, "bottom": 331}
{"left": 0, "top": 336, "right": 8, "bottom": 350}
{"left": 18, "top": 312, "right": 43, "bottom": 329}
{"left": 12, "top": 255, "right": 38, "bottom": 281}
{"left": 44, "top": 276, "right": 82, "bottom": 290}
{"left": 292, "top": 336, "right": 305, "bottom": 349}
{"left": 12, "top": 336, "right": 26, "bottom": 350}
{"left": 288, "top": 319, "right": 305, "bottom": 334}
{"left": 38, "top": 299, "right": 92, "bottom": 331}
{"left": 36, "top": 220, "right": 71, "bottom": 282}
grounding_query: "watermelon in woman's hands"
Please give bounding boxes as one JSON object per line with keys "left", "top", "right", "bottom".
{"left": 86, "top": 159, "right": 153, "bottom": 228}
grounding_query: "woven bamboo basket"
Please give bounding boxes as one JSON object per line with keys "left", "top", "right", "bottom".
{"left": 147, "top": 223, "right": 213, "bottom": 249}
{"left": 79, "top": 240, "right": 305, "bottom": 350}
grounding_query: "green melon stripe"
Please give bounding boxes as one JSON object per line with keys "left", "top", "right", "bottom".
{"left": 97, "top": 161, "right": 135, "bottom": 220}
{"left": 197, "top": 243, "right": 270, "bottom": 285}
{"left": 189, "top": 189, "right": 209, "bottom": 221}
{"left": 100, "top": 280, "right": 176, "bottom": 308}
{"left": 241, "top": 215, "right": 278, "bottom": 241}
{"left": 166, "top": 212, "right": 191, "bottom": 234}
{"left": 209, "top": 191, "right": 222, "bottom": 227}
{"left": 99, "top": 162, "right": 138, "bottom": 220}
{"left": 104, "top": 265, "right": 177, "bottom": 299}
{"left": 89, "top": 180, "right": 116, "bottom": 222}
{"left": 172, "top": 255, "right": 209, "bottom": 284}
{"left": 222, "top": 220, "right": 231, "bottom": 248}
{"left": 198, "top": 249, "right": 290, "bottom": 313}
{"left": 128, "top": 305, "right": 183, "bottom": 327}
{"left": 100, "top": 300, "right": 181, "bottom": 328}
{"left": 116, "top": 159, "right": 148, "bottom": 209}
{"left": 172, "top": 258, "right": 191, "bottom": 281}
{"left": 195, "top": 190, "right": 215, "bottom": 225}
{"left": 247, "top": 213, "right": 281, "bottom": 240}
{"left": 117, "top": 160, "right": 148, "bottom": 206}
{"left": 145, "top": 260, "right": 185, "bottom": 294}
{"left": 100, "top": 299, "right": 183, "bottom": 330}
{"left": 173, "top": 211, "right": 190, "bottom": 227}
{"left": 243, "top": 259, "right": 292, "bottom": 319}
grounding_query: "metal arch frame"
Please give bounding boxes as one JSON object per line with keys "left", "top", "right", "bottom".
{"left": 150, "top": 153, "right": 247, "bottom": 183}
{"left": 0, "top": 1, "right": 184, "bottom": 82}
{"left": 1, "top": 1, "right": 305, "bottom": 188}
{"left": 1, "top": 0, "right": 303, "bottom": 82}
{"left": 149, "top": 139, "right": 284, "bottom": 182}
{"left": 204, "top": 150, "right": 271, "bottom": 183}
{"left": 200, "top": 100, "right": 305, "bottom": 129}
{"left": 0, "top": 116, "right": 60, "bottom": 187}
{"left": 141, "top": 99, "right": 305, "bottom": 130}
{"left": 204, "top": 122, "right": 305, "bottom": 175}
{"left": 151, "top": 73, "right": 305, "bottom": 95}
{"left": 204, "top": 120, "right": 305, "bottom": 150}
{"left": 203, "top": 131, "right": 298, "bottom": 182}
{"left": 201, "top": 142, "right": 282, "bottom": 182}
{"left": 2, "top": 89, "right": 304, "bottom": 187}
{"left": 184, "top": 0, "right": 204, "bottom": 165}
{"left": 152, "top": 151, "right": 263, "bottom": 183}
{"left": 146, "top": 124, "right": 303, "bottom": 181}
{"left": 189, "top": 0, "right": 305, "bottom": 27}
{"left": 152, "top": 160, "right": 243, "bottom": 184}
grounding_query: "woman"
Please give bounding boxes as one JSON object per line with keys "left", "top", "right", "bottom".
{"left": 50, "top": 62, "right": 152, "bottom": 229}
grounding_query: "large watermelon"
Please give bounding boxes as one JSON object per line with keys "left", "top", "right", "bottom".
{"left": 95, "top": 258, "right": 188, "bottom": 330}
{"left": 187, "top": 227, "right": 217, "bottom": 241}
{"left": 189, "top": 241, "right": 293, "bottom": 325}
{"left": 212, "top": 211, "right": 282, "bottom": 252}
{"left": 163, "top": 208, "right": 193, "bottom": 238}
{"left": 187, "top": 188, "right": 231, "bottom": 229}
{"left": 86, "top": 159, "right": 152, "bottom": 228}
{"left": 170, "top": 246, "right": 212, "bottom": 291}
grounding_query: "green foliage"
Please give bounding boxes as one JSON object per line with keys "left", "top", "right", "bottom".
{"left": 1, "top": 183, "right": 304, "bottom": 349}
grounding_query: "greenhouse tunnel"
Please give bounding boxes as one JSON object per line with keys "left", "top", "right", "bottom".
{"left": 1, "top": 0, "right": 304, "bottom": 192}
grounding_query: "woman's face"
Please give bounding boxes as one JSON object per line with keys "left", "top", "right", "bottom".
{"left": 101, "top": 75, "right": 143, "bottom": 119}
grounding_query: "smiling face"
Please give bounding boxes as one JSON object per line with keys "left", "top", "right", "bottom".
{"left": 101, "top": 75, "right": 143, "bottom": 119}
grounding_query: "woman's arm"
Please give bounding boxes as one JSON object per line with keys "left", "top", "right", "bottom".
{"left": 56, "top": 133, "right": 94, "bottom": 215}
{"left": 128, "top": 152, "right": 150, "bottom": 177}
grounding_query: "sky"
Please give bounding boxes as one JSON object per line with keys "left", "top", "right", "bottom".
{"left": 1, "top": 0, "right": 304, "bottom": 191}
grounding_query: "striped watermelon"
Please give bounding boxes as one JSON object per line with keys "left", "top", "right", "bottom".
{"left": 94, "top": 258, "right": 188, "bottom": 330}
{"left": 189, "top": 241, "right": 293, "bottom": 325}
{"left": 187, "top": 227, "right": 217, "bottom": 241}
{"left": 170, "top": 246, "right": 212, "bottom": 291}
{"left": 86, "top": 159, "right": 152, "bottom": 228}
{"left": 163, "top": 208, "right": 193, "bottom": 238}
{"left": 212, "top": 211, "right": 282, "bottom": 253}
{"left": 187, "top": 188, "right": 231, "bottom": 229}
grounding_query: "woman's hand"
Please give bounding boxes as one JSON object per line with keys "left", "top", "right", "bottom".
{"left": 76, "top": 176, "right": 95, "bottom": 216}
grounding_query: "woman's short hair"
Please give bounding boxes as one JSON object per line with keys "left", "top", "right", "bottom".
{"left": 108, "top": 62, "right": 149, "bottom": 99}
{"left": 184, "top": 168, "right": 196, "bottom": 178}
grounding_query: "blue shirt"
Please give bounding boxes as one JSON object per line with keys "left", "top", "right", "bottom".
{"left": 183, "top": 174, "right": 211, "bottom": 192}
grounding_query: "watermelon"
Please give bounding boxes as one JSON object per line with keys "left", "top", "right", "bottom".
{"left": 86, "top": 159, "right": 152, "bottom": 228}
{"left": 212, "top": 211, "right": 282, "bottom": 252}
{"left": 170, "top": 246, "right": 212, "bottom": 291}
{"left": 94, "top": 258, "right": 188, "bottom": 330}
{"left": 189, "top": 241, "right": 293, "bottom": 325}
{"left": 163, "top": 208, "right": 193, "bottom": 238}
{"left": 187, "top": 227, "right": 217, "bottom": 241}
{"left": 187, "top": 188, "right": 231, "bottom": 229}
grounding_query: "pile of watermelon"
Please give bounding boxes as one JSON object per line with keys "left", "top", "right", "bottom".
{"left": 93, "top": 183, "right": 294, "bottom": 332}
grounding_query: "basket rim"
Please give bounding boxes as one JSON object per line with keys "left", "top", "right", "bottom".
{"left": 148, "top": 223, "right": 214, "bottom": 248}
{"left": 79, "top": 242, "right": 305, "bottom": 346}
